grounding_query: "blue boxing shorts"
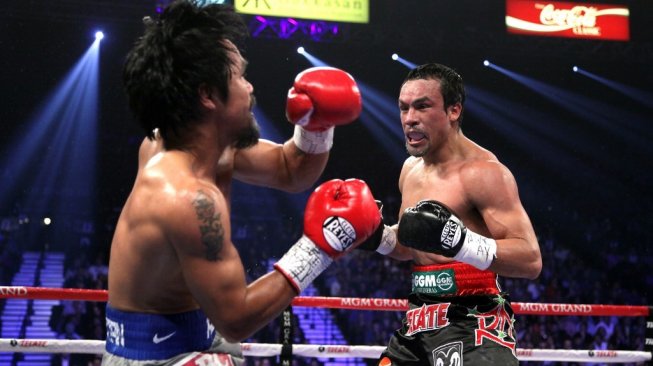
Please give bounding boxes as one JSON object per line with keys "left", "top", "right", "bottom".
{"left": 102, "top": 305, "right": 243, "bottom": 366}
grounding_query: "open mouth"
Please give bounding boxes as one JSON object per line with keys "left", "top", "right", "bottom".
{"left": 406, "top": 131, "right": 426, "bottom": 144}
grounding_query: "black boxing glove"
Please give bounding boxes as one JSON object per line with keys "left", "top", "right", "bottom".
{"left": 357, "top": 200, "right": 397, "bottom": 255}
{"left": 398, "top": 200, "right": 497, "bottom": 270}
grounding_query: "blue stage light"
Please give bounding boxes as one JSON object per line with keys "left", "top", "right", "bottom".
{"left": 392, "top": 54, "right": 417, "bottom": 69}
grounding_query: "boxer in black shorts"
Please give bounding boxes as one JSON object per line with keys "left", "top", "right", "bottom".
{"left": 360, "top": 63, "right": 541, "bottom": 365}
{"left": 380, "top": 263, "right": 517, "bottom": 365}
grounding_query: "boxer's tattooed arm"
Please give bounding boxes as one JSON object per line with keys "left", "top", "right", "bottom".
{"left": 192, "top": 190, "right": 224, "bottom": 261}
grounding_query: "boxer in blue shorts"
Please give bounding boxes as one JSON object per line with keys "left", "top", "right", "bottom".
{"left": 105, "top": 1, "right": 380, "bottom": 365}
{"left": 102, "top": 307, "right": 242, "bottom": 365}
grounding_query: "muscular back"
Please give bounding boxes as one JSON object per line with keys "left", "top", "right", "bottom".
{"left": 107, "top": 137, "right": 237, "bottom": 313}
{"left": 109, "top": 153, "right": 203, "bottom": 312}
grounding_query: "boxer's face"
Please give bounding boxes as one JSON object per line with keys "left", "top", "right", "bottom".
{"left": 399, "top": 78, "right": 453, "bottom": 157}
{"left": 222, "top": 41, "right": 260, "bottom": 149}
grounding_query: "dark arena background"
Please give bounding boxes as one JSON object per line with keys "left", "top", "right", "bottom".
{"left": 1, "top": 0, "right": 652, "bottom": 365}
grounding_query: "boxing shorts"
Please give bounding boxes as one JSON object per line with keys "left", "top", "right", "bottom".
{"left": 102, "top": 305, "right": 243, "bottom": 366}
{"left": 379, "top": 262, "right": 518, "bottom": 365}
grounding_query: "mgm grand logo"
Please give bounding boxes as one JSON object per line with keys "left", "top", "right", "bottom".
{"left": 412, "top": 269, "right": 457, "bottom": 295}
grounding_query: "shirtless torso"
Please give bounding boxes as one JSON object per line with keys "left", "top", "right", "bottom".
{"left": 391, "top": 76, "right": 540, "bottom": 279}
{"left": 399, "top": 142, "right": 497, "bottom": 266}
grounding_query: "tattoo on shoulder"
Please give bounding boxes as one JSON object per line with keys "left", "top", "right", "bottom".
{"left": 192, "top": 190, "right": 224, "bottom": 261}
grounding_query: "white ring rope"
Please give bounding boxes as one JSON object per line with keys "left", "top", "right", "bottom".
{"left": 0, "top": 339, "right": 650, "bottom": 363}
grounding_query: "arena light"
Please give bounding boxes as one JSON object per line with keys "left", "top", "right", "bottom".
{"left": 0, "top": 33, "right": 100, "bottom": 244}
{"left": 391, "top": 54, "right": 417, "bottom": 69}
{"left": 483, "top": 60, "right": 503, "bottom": 71}
{"left": 95, "top": 31, "right": 104, "bottom": 41}
{"left": 296, "top": 47, "right": 328, "bottom": 67}
{"left": 572, "top": 66, "right": 579, "bottom": 72}
{"left": 297, "top": 47, "right": 305, "bottom": 54}
{"left": 573, "top": 66, "right": 653, "bottom": 108}
{"left": 481, "top": 62, "right": 651, "bottom": 166}
{"left": 465, "top": 80, "right": 650, "bottom": 214}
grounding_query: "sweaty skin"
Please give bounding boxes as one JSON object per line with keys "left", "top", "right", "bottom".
{"left": 390, "top": 78, "right": 541, "bottom": 279}
{"left": 107, "top": 43, "right": 329, "bottom": 342}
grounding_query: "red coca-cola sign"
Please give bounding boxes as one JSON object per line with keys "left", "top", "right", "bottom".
{"left": 506, "top": 0, "right": 630, "bottom": 41}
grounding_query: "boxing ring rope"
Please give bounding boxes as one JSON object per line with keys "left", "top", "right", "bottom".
{"left": 1, "top": 286, "right": 651, "bottom": 363}
{"left": 0, "top": 339, "right": 650, "bottom": 363}
{"left": 1, "top": 286, "right": 650, "bottom": 316}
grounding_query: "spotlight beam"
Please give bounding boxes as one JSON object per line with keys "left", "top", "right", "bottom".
{"left": 296, "top": 47, "right": 328, "bottom": 67}
{"left": 574, "top": 66, "right": 653, "bottom": 109}
{"left": 0, "top": 36, "right": 100, "bottom": 222}
{"left": 485, "top": 63, "right": 653, "bottom": 148}
{"left": 466, "top": 85, "right": 634, "bottom": 206}
{"left": 391, "top": 54, "right": 418, "bottom": 69}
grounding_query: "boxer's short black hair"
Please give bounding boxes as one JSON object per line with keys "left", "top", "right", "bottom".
{"left": 404, "top": 63, "right": 466, "bottom": 123}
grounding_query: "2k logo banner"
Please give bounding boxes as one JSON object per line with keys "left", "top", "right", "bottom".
{"left": 432, "top": 341, "right": 462, "bottom": 366}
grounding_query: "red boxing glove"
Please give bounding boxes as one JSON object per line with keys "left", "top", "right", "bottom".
{"left": 303, "top": 178, "right": 381, "bottom": 258}
{"left": 286, "top": 67, "right": 362, "bottom": 132}
{"left": 274, "top": 179, "right": 381, "bottom": 293}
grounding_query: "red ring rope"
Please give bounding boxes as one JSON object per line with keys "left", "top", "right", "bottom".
{"left": 1, "top": 286, "right": 650, "bottom": 317}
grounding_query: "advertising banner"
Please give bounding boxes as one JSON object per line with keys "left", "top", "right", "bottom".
{"left": 506, "top": 0, "right": 629, "bottom": 41}
{"left": 235, "top": 0, "right": 369, "bottom": 24}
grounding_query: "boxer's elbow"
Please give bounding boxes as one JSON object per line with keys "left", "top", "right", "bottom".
{"left": 278, "top": 172, "right": 323, "bottom": 193}
{"left": 523, "top": 250, "right": 542, "bottom": 280}
{"left": 219, "top": 325, "right": 253, "bottom": 343}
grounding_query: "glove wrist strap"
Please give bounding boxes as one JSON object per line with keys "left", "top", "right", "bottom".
{"left": 293, "top": 125, "right": 334, "bottom": 154}
{"left": 376, "top": 225, "right": 397, "bottom": 255}
{"left": 453, "top": 231, "right": 497, "bottom": 270}
{"left": 274, "top": 235, "right": 334, "bottom": 293}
